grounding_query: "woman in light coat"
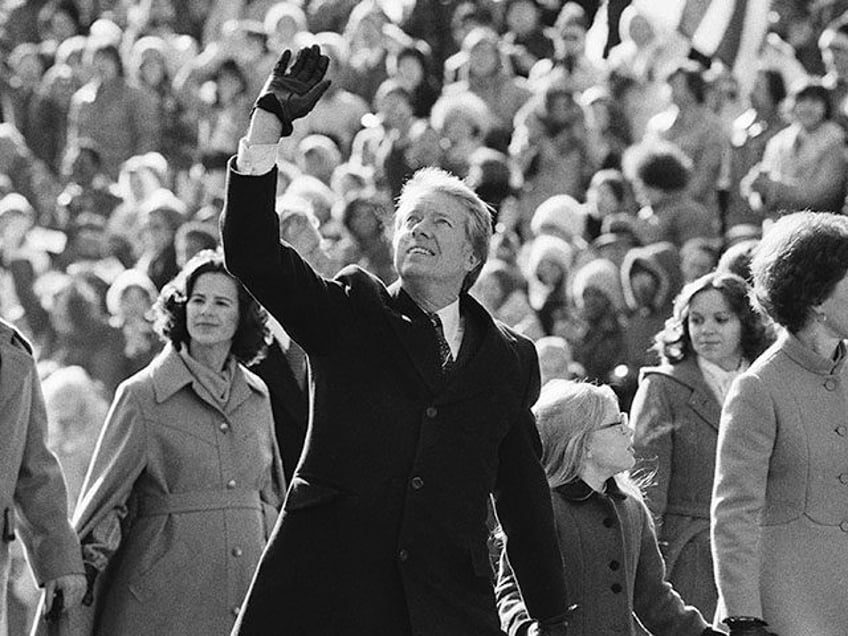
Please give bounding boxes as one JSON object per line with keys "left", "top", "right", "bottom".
{"left": 496, "top": 380, "right": 717, "bottom": 636}
{"left": 631, "top": 272, "right": 770, "bottom": 619}
{"left": 41, "top": 250, "right": 285, "bottom": 636}
{"left": 711, "top": 211, "right": 848, "bottom": 636}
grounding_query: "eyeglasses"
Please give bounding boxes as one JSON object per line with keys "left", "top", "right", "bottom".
{"left": 597, "top": 412, "right": 630, "bottom": 435}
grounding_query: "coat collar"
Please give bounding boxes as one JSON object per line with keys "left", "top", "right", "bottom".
{"left": 778, "top": 329, "right": 847, "bottom": 376}
{"left": 150, "top": 343, "right": 267, "bottom": 413}
{"left": 554, "top": 478, "right": 626, "bottom": 502}
{"left": 640, "top": 357, "right": 722, "bottom": 429}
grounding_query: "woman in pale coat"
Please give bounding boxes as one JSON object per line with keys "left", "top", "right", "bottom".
{"left": 711, "top": 211, "right": 848, "bottom": 636}
{"left": 50, "top": 250, "right": 285, "bottom": 636}
{"left": 631, "top": 272, "right": 770, "bottom": 620}
{"left": 496, "top": 380, "right": 717, "bottom": 636}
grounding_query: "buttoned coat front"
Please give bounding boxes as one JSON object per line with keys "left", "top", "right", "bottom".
{"left": 0, "top": 319, "right": 82, "bottom": 636}
{"left": 221, "top": 163, "right": 567, "bottom": 635}
{"left": 631, "top": 357, "right": 721, "bottom": 618}
{"left": 496, "top": 480, "right": 708, "bottom": 636}
{"left": 712, "top": 331, "right": 848, "bottom": 635}
{"left": 48, "top": 345, "right": 285, "bottom": 636}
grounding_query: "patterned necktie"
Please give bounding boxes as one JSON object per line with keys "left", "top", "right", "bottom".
{"left": 429, "top": 312, "right": 454, "bottom": 373}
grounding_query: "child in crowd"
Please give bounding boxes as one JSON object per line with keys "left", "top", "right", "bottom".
{"left": 496, "top": 380, "right": 719, "bottom": 636}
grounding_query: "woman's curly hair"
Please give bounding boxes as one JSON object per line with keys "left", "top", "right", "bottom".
{"left": 153, "top": 249, "right": 269, "bottom": 366}
{"left": 654, "top": 271, "right": 770, "bottom": 364}
{"left": 751, "top": 211, "right": 848, "bottom": 333}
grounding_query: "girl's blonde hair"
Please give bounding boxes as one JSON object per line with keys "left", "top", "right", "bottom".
{"left": 534, "top": 379, "right": 643, "bottom": 498}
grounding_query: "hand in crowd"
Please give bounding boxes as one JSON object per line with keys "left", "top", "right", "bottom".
{"left": 43, "top": 573, "right": 87, "bottom": 616}
{"left": 254, "top": 45, "right": 331, "bottom": 136}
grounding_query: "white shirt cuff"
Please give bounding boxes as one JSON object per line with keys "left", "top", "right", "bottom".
{"left": 236, "top": 137, "right": 279, "bottom": 175}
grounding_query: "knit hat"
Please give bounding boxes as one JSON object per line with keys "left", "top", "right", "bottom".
{"left": 570, "top": 257, "right": 626, "bottom": 312}
{"left": 531, "top": 194, "right": 587, "bottom": 242}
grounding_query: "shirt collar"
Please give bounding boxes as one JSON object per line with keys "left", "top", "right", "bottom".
{"left": 433, "top": 298, "right": 462, "bottom": 358}
{"left": 554, "top": 478, "right": 626, "bottom": 502}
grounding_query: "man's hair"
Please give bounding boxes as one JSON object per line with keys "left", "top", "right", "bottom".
{"left": 395, "top": 167, "right": 493, "bottom": 293}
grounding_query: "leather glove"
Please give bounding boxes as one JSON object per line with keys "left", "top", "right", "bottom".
{"left": 725, "top": 617, "right": 778, "bottom": 636}
{"left": 253, "top": 44, "right": 331, "bottom": 136}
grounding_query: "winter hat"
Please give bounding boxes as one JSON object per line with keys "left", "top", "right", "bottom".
{"left": 531, "top": 194, "right": 587, "bottom": 243}
{"left": 570, "top": 257, "right": 626, "bottom": 312}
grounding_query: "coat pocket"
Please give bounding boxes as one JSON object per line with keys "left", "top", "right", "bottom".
{"left": 128, "top": 540, "right": 191, "bottom": 603}
{"left": 283, "top": 476, "right": 346, "bottom": 512}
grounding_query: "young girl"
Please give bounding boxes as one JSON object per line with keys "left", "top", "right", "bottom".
{"left": 496, "top": 380, "right": 719, "bottom": 636}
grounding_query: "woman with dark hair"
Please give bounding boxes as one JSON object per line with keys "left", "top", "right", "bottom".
{"left": 61, "top": 250, "right": 285, "bottom": 635}
{"left": 388, "top": 42, "right": 441, "bottom": 118}
{"left": 746, "top": 79, "right": 847, "bottom": 216}
{"left": 712, "top": 211, "right": 848, "bottom": 635}
{"left": 631, "top": 271, "right": 771, "bottom": 620}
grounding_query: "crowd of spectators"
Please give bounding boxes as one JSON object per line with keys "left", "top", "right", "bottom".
{"left": 3, "top": 0, "right": 848, "bottom": 632}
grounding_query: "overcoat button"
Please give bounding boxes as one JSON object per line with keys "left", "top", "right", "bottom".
{"left": 609, "top": 560, "right": 620, "bottom": 571}
{"left": 219, "top": 422, "right": 229, "bottom": 432}
{"left": 837, "top": 426, "right": 848, "bottom": 436}
{"left": 231, "top": 546, "right": 243, "bottom": 557}
{"left": 398, "top": 549, "right": 409, "bottom": 562}
{"left": 232, "top": 607, "right": 241, "bottom": 617}
{"left": 610, "top": 583, "right": 622, "bottom": 593}
{"left": 602, "top": 517, "right": 614, "bottom": 528}
{"left": 226, "top": 479, "right": 237, "bottom": 489}
{"left": 840, "top": 474, "right": 848, "bottom": 485}
{"left": 825, "top": 378, "right": 838, "bottom": 391}
{"left": 840, "top": 520, "right": 848, "bottom": 533}
{"left": 410, "top": 477, "right": 424, "bottom": 490}
{"left": 426, "top": 406, "right": 438, "bottom": 418}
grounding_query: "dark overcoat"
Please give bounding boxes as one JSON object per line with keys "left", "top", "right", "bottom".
{"left": 221, "top": 163, "right": 567, "bottom": 635}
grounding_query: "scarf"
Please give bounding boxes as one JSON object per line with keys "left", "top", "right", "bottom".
{"left": 178, "top": 346, "right": 237, "bottom": 410}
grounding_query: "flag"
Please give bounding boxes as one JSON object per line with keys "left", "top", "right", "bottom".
{"left": 634, "top": 0, "right": 771, "bottom": 87}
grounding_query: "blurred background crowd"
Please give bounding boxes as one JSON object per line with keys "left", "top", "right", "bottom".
{"left": 3, "top": 0, "right": 848, "bottom": 631}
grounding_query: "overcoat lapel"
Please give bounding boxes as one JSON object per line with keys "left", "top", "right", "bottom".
{"left": 672, "top": 358, "right": 722, "bottom": 431}
{"left": 0, "top": 344, "right": 26, "bottom": 414}
{"left": 384, "top": 281, "right": 444, "bottom": 394}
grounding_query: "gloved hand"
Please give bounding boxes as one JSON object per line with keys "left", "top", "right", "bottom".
{"left": 724, "top": 617, "right": 778, "bottom": 636}
{"left": 253, "top": 44, "right": 331, "bottom": 136}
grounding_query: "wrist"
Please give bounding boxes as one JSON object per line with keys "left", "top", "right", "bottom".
{"left": 247, "top": 107, "right": 285, "bottom": 143}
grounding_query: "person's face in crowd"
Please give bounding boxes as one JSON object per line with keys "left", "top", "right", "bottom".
{"left": 119, "top": 286, "right": 152, "bottom": 323}
{"left": 822, "top": 32, "right": 848, "bottom": 78}
{"left": 379, "top": 91, "right": 413, "bottom": 130}
{"left": 681, "top": 247, "right": 716, "bottom": 283}
{"left": 50, "top": 287, "right": 76, "bottom": 335}
{"left": 688, "top": 289, "right": 743, "bottom": 370}
{"left": 630, "top": 268, "right": 658, "bottom": 307}
{"left": 396, "top": 53, "right": 424, "bottom": 88}
{"left": 535, "top": 256, "right": 565, "bottom": 287}
{"left": 269, "top": 15, "right": 301, "bottom": 51}
{"left": 46, "top": 9, "right": 78, "bottom": 42}
{"left": 793, "top": 95, "right": 827, "bottom": 132}
{"left": 581, "top": 286, "right": 612, "bottom": 321}
{"left": 668, "top": 71, "right": 695, "bottom": 108}
{"left": 537, "top": 344, "right": 571, "bottom": 385}
{"left": 12, "top": 49, "right": 43, "bottom": 86}
{"left": 627, "top": 13, "right": 654, "bottom": 49}
{"left": 393, "top": 190, "right": 477, "bottom": 292}
{"left": 468, "top": 39, "right": 500, "bottom": 77}
{"left": 141, "top": 211, "right": 174, "bottom": 254}
{"left": 73, "top": 225, "right": 106, "bottom": 259}
{"left": 92, "top": 49, "right": 119, "bottom": 82}
{"left": 584, "top": 405, "right": 635, "bottom": 476}
{"left": 186, "top": 272, "right": 240, "bottom": 350}
{"left": 814, "top": 271, "right": 848, "bottom": 340}
{"left": 405, "top": 125, "right": 442, "bottom": 168}
{"left": 140, "top": 51, "right": 166, "bottom": 87}
{"left": 587, "top": 182, "right": 620, "bottom": 218}
{"left": 217, "top": 68, "right": 246, "bottom": 104}
{"left": 546, "top": 92, "right": 582, "bottom": 129}
{"left": 558, "top": 25, "right": 586, "bottom": 57}
{"left": 505, "top": 1, "right": 540, "bottom": 37}
{"left": 348, "top": 202, "right": 382, "bottom": 241}
{"left": 443, "top": 113, "right": 478, "bottom": 145}
{"left": 355, "top": 12, "right": 385, "bottom": 48}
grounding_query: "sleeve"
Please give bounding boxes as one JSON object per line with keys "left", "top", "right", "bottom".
{"left": 631, "top": 499, "right": 709, "bottom": 635}
{"left": 13, "top": 353, "right": 84, "bottom": 584}
{"left": 220, "top": 160, "right": 356, "bottom": 356}
{"left": 710, "top": 372, "right": 775, "bottom": 620}
{"left": 73, "top": 384, "right": 148, "bottom": 575}
{"left": 495, "top": 549, "right": 535, "bottom": 636}
{"left": 492, "top": 336, "right": 569, "bottom": 623}
{"left": 631, "top": 374, "right": 674, "bottom": 523}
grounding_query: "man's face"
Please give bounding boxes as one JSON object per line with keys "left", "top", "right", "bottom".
{"left": 393, "top": 190, "right": 477, "bottom": 292}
